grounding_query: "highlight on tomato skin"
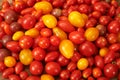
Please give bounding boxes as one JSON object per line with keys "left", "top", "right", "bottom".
{"left": 0, "top": 0, "right": 120, "bottom": 80}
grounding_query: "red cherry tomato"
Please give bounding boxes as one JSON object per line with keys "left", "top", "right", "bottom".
{"left": 19, "top": 71, "right": 28, "bottom": 80}
{"left": 2, "top": 68, "right": 14, "bottom": 78}
{"left": 92, "top": 67, "right": 102, "bottom": 78}
{"left": 70, "top": 70, "right": 81, "bottom": 80}
{"left": 82, "top": 68, "right": 92, "bottom": 79}
{"left": 26, "top": 76, "right": 39, "bottom": 80}
{"left": 60, "top": 70, "right": 70, "bottom": 79}
{"left": 67, "top": 62, "right": 77, "bottom": 72}
{"left": 45, "top": 62, "right": 61, "bottom": 76}
{"left": 50, "top": 35, "right": 61, "bottom": 46}
{"left": 95, "top": 55, "right": 104, "bottom": 69}
{"left": 30, "top": 61, "right": 43, "bottom": 75}
{"left": 40, "top": 28, "right": 52, "bottom": 37}
{"left": 9, "top": 74, "right": 21, "bottom": 80}
{"left": 15, "top": 62, "right": 24, "bottom": 74}
{"left": 0, "top": 62, "right": 6, "bottom": 72}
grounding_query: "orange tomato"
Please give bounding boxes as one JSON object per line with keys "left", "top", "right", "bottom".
{"left": 12, "top": 31, "right": 24, "bottom": 41}
{"left": 4, "top": 56, "right": 16, "bottom": 67}
{"left": 41, "top": 74, "right": 55, "bottom": 80}
{"left": 99, "top": 47, "right": 108, "bottom": 57}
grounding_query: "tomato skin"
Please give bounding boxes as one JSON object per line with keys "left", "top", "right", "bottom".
{"left": 19, "top": 71, "right": 28, "bottom": 80}
{"left": 9, "top": 74, "right": 21, "bottom": 80}
{"left": 85, "top": 18, "right": 97, "bottom": 28}
{"left": 60, "top": 70, "right": 70, "bottom": 79}
{"left": 87, "top": 57, "right": 94, "bottom": 67}
{"left": 109, "top": 43, "right": 120, "bottom": 51}
{"left": 116, "top": 58, "right": 120, "bottom": 69}
{"left": 30, "top": 61, "right": 43, "bottom": 75}
{"left": 6, "top": 41, "right": 21, "bottom": 53}
{"left": 45, "top": 62, "right": 61, "bottom": 76}
{"left": 82, "top": 68, "right": 92, "bottom": 78}
{"left": 92, "top": 67, "right": 102, "bottom": 78}
{"left": 59, "top": 40, "right": 74, "bottom": 59}
{"left": 40, "top": 28, "right": 52, "bottom": 37}
{"left": 45, "top": 51, "right": 59, "bottom": 62}
{"left": 104, "top": 50, "right": 115, "bottom": 64}
{"left": 79, "top": 41, "right": 96, "bottom": 57}
{"left": 12, "top": 31, "right": 24, "bottom": 41}
{"left": 67, "top": 62, "right": 76, "bottom": 72}
{"left": 70, "top": 70, "right": 81, "bottom": 80}
{"left": 95, "top": 55, "right": 104, "bottom": 69}
{"left": 2, "top": 68, "right": 14, "bottom": 78}
{"left": 57, "top": 54, "right": 70, "bottom": 66}
{"left": 15, "top": 62, "right": 23, "bottom": 74}
{"left": 104, "top": 63, "right": 118, "bottom": 78}
{"left": 71, "top": 51, "right": 81, "bottom": 63}
{"left": 107, "top": 33, "right": 118, "bottom": 44}
{"left": 0, "top": 62, "right": 6, "bottom": 72}
{"left": 41, "top": 74, "right": 55, "bottom": 80}
{"left": 99, "top": 16, "right": 111, "bottom": 25}
{"left": 97, "top": 77, "right": 109, "bottom": 80}
{"left": 69, "top": 31, "right": 85, "bottom": 44}
{"left": 19, "top": 35, "right": 33, "bottom": 49}
{"left": 58, "top": 20, "right": 75, "bottom": 33}
{"left": 4, "top": 56, "right": 16, "bottom": 67}
{"left": 32, "top": 47, "right": 46, "bottom": 61}
{"left": 26, "top": 76, "right": 39, "bottom": 80}
{"left": 50, "top": 35, "right": 61, "bottom": 46}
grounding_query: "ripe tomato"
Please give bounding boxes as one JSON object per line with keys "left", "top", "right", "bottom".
{"left": 99, "top": 47, "right": 108, "bottom": 57}
{"left": 19, "top": 49, "right": 33, "bottom": 65}
{"left": 15, "top": 62, "right": 23, "bottom": 74}
{"left": 50, "top": 35, "right": 61, "bottom": 46}
{"left": 9, "top": 74, "right": 21, "bottom": 80}
{"left": 2, "top": 68, "right": 14, "bottom": 78}
{"left": 4, "top": 56, "right": 16, "bottom": 67}
{"left": 41, "top": 74, "right": 55, "bottom": 80}
{"left": 45, "top": 62, "right": 61, "bottom": 76}
{"left": 12, "top": 31, "right": 24, "bottom": 41}
{"left": 85, "top": 27, "right": 99, "bottom": 41}
{"left": 69, "top": 31, "right": 85, "bottom": 44}
{"left": 40, "top": 28, "right": 52, "bottom": 37}
{"left": 19, "top": 35, "right": 33, "bottom": 49}
{"left": 71, "top": 51, "right": 81, "bottom": 62}
{"left": 30, "top": 61, "right": 43, "bottom": 75}
{"left": 59, "top": 39, "right": 74, "bottom": 59}
{"left": 60, "top": 70, "right": 70, "bottom": 79}
{"left": 0, "top": 62, "right": 6, "bottom": 72}
{"left": 19, "top": 71, "right": 28, "bottom": 80}
{"left": 95, "top": 55, "right": 104, "bottom": 69}
{"left": 104, "top": 63, "right": 118, "bottom": 78}
{"left": 77, "top": 58, "right": 89, "bottom": 70}
{"left": 26, "top": 76, "right": 39, "bottom": 80}
{"left": 42, "top": 14, "right": 57, "bottom": 28}
{"left": 67, "top": 62, "right": 77, "bottom": 72}
{"left": 70, "top": 70, "right": 81, "bottom": 80}
{"left": 92, "top": 67, "right": 102, "bottom": 78}
{"left": 32, "top": 47, "right": 46, "bottom": 61}
{"left": 82, "top": 68, "right": 92, "bottom": 78}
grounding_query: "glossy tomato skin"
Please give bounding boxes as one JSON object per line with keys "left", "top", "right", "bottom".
{"left": 19, "top": 35, "right": 33, "bottom": 49}
{"left": 67, "top": 62, "right": 77, "bottom": 72}
{"left": 92, "top": 67, "right": 102, "bottom": 78}
{"left": 71, "top": 51, "right": 81, "bottom": 63}
{"left": 0, "top": 62, "right": 6, "bottom": 72}
{"left": 32, "top": 47, "right": 46, "bottom": 61}
{"left": 79, "top": 41, "right": 96, "bottom": 57}
{"left": 104, "top": 63, "right": 118, "bottom": 78}
{"left": 95, "top": 55, "right": 104, "bottom": 69}
{"left": 69, "top": 31, "right": 85, "bottom": 44}
{"left": 26, "top": 76, "right": 39, "bottom": 80}
{"left": 60, "top": 70, "right": 70, "bottom": 79}
{"left": 116, "top": 58, "right": 120, "bottom": 69}
{"left": 9, "top": 74, "right": 21, "bottom": 80}
{"left": 30, "top": 61, "right": 43, "bottom": 75}
{"left": 2, "top": 68, "right": 14, "bottom": 78}
{"left": 15, "top": 62, "right": 23, "bottom": 74}
{"left": 82, "top": 68, "right": 92, "bottom": 79}
{"left": 70, "top": 70, "right": 81, "bottom": 80}
{"left": 50, "top": 35, "right": 61, "bottom": 46}
{"left": 19, "top": 71, "right": 28, "bottom": 80}
{"left": 45, "top": 62, "right": 61, "bottom": 76}
{"left": 40, "top": 28, "right": 52, "bottom": 37}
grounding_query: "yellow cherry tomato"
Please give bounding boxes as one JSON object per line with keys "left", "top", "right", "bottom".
{"left": 19, "top": 49, "right": 33, "bottom": 65}
{"left": 59, "top": 40, "right": 74, "bottom": 59}
{"left": 41, "top": 74, "right": 55, "bottom": 80}
{"left": 68, "top": 11, "right": 85, "bottom": 27}
{"left": 42, "top": 14, "right": 57, "bottom": 28}
{"left": 85, "top": 27, "right": 99, "bottom": 41}
{"left": 12, "top": 31, "right": 24, "bottom": 41}
{"left": 99, "top": 47, "right": 108, "bottom": 57}
{"left": 34, "top": 1, "right": 53, "bottom": 14}
{"left": 25, "top": 28, "right": 39, "bottom": 38}
{"left": 77, "top": 58, "right": 88, "bottom": 70}
{"left": 4, "top": 56, "right": 16, "bottom": 67}
{"left": 53, "top": 27, "right": 67, "bottom": 40}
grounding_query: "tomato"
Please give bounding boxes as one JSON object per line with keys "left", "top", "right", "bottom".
{"left": 34, "top": 1, "right": 53, "bottom": 14}
{"left": 107, "top": 20, "right": 120, "bottom": 34}
{"left": 95, "top": 55, "right": 104, "bottom": 69}
{"left": 15, "top": 62, "right": 23, "bottom": 74}
{"left": 71, "top": 51, "right": 81, "bottom": 62}
{"left": 53, "top": 27, "right": 67, "bottom": 40}
{"left": 42, "top": 14, "right": 57, "bottom": 28}
{"left": 27, "top": 0, "right": 36, "bottom": 7}
{"left": 69, "top": 31, "right": 85, "bottom": 44}
{"left": 45, "top": 62, "right": 61, "bottom": 76}
{"left": 82, "top": 68, "right": 92, "bottom": 78}
{"left": 79, "top": 41, "right": 96, "bottom": 57}
{"left": 50, "top": 35, "right": 61, "bottom": 46}
{"left": 91, "top": 11, "right": 101, "bottom": 19}
{"left": 45, "top": 51, "right": 59, "bottom": 62}
{"left": 38, "top": 37, "right": 50, "bottom": 49}
{"left": 68, "top": 11, "right": 85, "bottom": 27}
{"left": 99, "top": 16, "right": 111, "bottom": 25}
{"left": 107, "top": 33, "right": 118, "bottom": 44}
{"left": 26, "top": 76, "right": 39, "bottom": 80}
{"left": 19, "top": 71, "right": 28, "bottom": 80}
{"left": 85, "top": 18, "right": 97, "bottom": 28}
{"left": 6, "top": 41, "right": 21, "bottom": 53}
{"left": 52, "top": 8, "right": 62, "bottom": 17}
{"left": 99, "top": 47, "right": 108, "bottom": 57}
{"left": 58, "top": 20, "right": 75, "bottom": 33}
{"left": 19, "top": 49, "right": 33, "bottom": 65}
{"left": 34, "top": 21, "right": 45, "bottom": 31}
{"left": 32, "top": 47, "right": 46, "bottom": 61}
{"left": 19, "top": 35, "right": 33, "bottom": 49}
{"left": 109, "top": 43, "right": 120, "bottom": 51}
{"left": 70, "top": 70, "right": 81, "bottom": 80}
{"left": 2, "top": 68, "right": 14, "bottom": 78}
{"left": 97, "top": 77, "right": 109, "bottom": 80}
{"left": 41, "top": 74, "right": 55, "bottom": 80}
{"left": 60, "top": 70, "right": 70, "bottom": 79}
{"left": 2, "top": 35, "right": 12, "bottom": 47}
{"left": 77, "top": 58, "right": 89, "bottom": 70}
{"left": 85, "top": 27, "right": 99, "bottom": 41}
{"left": 12, "top": 31, "right": 24, "bottom": 41}
{"left": 104, "top": 63, "right": 118, "bottom": 78}
{"left": 22, "top": 15, "right": 36, "bottom": 29}
{"left": 92, "top": 67, "right": 102, "bottom": 78}
{"left": 116, "top": 58, "right": 120, "bottom": 69}
{"left": 67, "top": 62, "right": 76, "bottom": 72}
{"left": 59, "top": 39, "right": 74, "bottom": 59}
{"left": 4, "top": 56, "right": 16, "bottom": 67}
{"left": 30, "top": 61, "right": 43, "bottom": 75}
{"left": 57, "top": 54, "right": 70, "bottom": 66}
{"left": 78, "top": 4, "right": 90, "bottom": 14}
{"left": 25, "top": 28, "right": 39, "bottom": 38}
{"left": 87, "top": 57, "right": 94, "bottom": 67}
{"left": 9, "top": 74, "right": 21, "bottom": 80}
{"left": 0, "top": 62, "right": 6, "bottom": 72}
{"left": 40, "top": 28, "right": 52, "bottom": 37}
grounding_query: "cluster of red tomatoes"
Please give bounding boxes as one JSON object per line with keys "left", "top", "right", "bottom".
{"left": 0, "top": 0, "right": 120, "bottom": 80}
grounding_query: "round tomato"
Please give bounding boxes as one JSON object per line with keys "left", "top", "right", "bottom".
{"left": 41, "top": 74, "right": 55, "bottom": 80}
{"left": 4, "top": 56, "right": 16, "bottom": 67}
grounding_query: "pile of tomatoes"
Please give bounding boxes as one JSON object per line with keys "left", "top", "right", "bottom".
{"left": 0, "top": 0, "right": 120, "bottom": 80}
